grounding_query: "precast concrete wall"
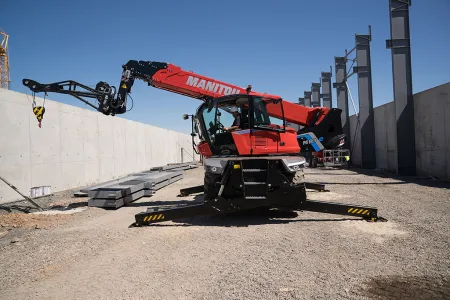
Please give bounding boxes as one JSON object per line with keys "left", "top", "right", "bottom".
{"left": 0, "top": 88, "right": 199, "bottom": 203}
{"left": 414, "top": 83, "right": 450, "bottom": 180}
{"left": 349, "top": 82, "right": 450, "bottom": 180}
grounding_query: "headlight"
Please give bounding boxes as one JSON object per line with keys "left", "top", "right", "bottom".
{"left": 203, "top": 158, "right": 228, "bottom": 174}
{"left": 281, "top": 157, "right": 306, "bottom": 173}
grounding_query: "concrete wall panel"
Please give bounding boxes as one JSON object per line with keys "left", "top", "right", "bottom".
{"left": 31, "top": 162, "right": 63, "bottom": 191}
{"left": 82, "top": 115, "right": 99, "bottom": 161}
{"left": 386, "top": 103, "right": 398, "bottom": 172}
{"left": 84, "top": 159, "right": 100, "bottom": 186}
{"left": 0, "top": 88, "right": 198, "bottom": 203}
{"left": 414, "top": 83, "right": 450, "bottom": 179}
{"left": 99, "top": 158, "right": 115, "bottom": 182}
{"left": 0, "top": 99, "right": 30, "bottom": 167}
{"left": 0, "top": 164, "right": 31, "bottom": 203}
{"left": 98, "top": 116, "right": 114, "bottom": 160}
{"left": 349, "top": 115, "right": 362, "bottom": 167}
{"left": 60, "top": 111, "right": 84, "bottom": 164}
{"left": 135, "top": 123, "right": 147, "bottom": 169}
{"left": 61, "top": 161, "right": 85, "bottom": 190}
{"left": 374, "top": 104, "right": 388, "bottom": 170}
{"left": 30, "top": 101, "right": 61, "bottom": 165}
{"left": 371, "top": 102, "right": 397, "bottom": 172}
{"left": 349, "top": 82, "right": 449, "bottom": 180}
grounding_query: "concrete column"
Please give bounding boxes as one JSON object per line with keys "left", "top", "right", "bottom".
{"left": 298, "top": 97, "right": 305, "bottom": 106}
{"left": 321, "top": 71, "right": 332, "bottom": 108}
{"left": 311, "top": 83, "right": 321, "bottom": 107}
{"left": 354, "top": 30, "right": 376, "bottom": 169}
{"left": 333, "top": 57, "right": 350, "bottom": 149}
{"left": 386, "top": 0, "right": 416, "bottom": 176}
{"left": 304, "top": 91, "right": 312, "bottom": 107}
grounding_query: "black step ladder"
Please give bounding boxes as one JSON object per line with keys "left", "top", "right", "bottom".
{"left": 241, "top": 160, "right": 269, "bottom": 200}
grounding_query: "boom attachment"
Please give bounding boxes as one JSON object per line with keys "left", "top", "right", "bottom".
{"left": 23, "top": 79, "right": 118, "bottom": 115}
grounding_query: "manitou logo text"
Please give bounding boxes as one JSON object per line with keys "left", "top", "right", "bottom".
{"left": 186, "top": 76, "right": 240, "bottom": 95}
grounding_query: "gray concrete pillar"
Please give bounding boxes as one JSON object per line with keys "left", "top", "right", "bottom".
{"left": 311, "top": 83, "right": 321, "bottom": 107}
{"left": 386, "top": 0, "right": 416, "bottom": 176}
{"left": 354, "top": 30, "right": 376, "bottom": 169}
{"left": 333, "top": 56, "right": 350, "bottom": 149}
{"left": 304, "top": 91, "right": 312, "bottom": 107}
{"left": 321, "top": 71, "right": 332, "bottom": 109}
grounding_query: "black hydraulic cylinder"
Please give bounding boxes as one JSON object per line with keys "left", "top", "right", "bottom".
{"left": 386, "top": 0, "right": 416, "bottom": 176}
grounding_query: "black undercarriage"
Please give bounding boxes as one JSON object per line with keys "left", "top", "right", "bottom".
{"left": 134, "top": 156, "right": 385, "bottom": 226}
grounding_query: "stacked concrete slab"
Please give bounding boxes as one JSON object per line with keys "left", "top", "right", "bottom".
{"left": 74, "top": 162, "right": 198, "bottom": 208}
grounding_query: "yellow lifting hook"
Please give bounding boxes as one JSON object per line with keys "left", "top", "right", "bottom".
{"left": 31, "top": 92, "right": 46, "bottom": 128}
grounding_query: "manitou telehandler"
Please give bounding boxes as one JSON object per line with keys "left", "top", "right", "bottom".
{"left": 23, "top": 60, "right": 382, "bottom": 226}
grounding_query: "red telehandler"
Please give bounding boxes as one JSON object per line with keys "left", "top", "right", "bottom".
{"left": 23, "top": 60, "right": 383, "bottom": 226}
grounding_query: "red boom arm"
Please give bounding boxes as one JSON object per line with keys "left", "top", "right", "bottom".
{"left": 137, "top": 62, "right": 330, "bottom": 127}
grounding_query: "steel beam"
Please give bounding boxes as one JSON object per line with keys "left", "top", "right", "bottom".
{"left": 304, "top": 91, "right": 312, "bottom": 107}
{"left": 333, "top": 57, "right": 350, "bottom": 150}
{"left": 298, "top": 97, "right": 305, "bottom": 106}
{"left": 321, "top": 71, "right": 332, "bottom": 108}
{"left": 311, "top": 83, "right": 321, "bottom": 107}
{"left": 386, "top": 0, "right": 416, "bottom": 176}
{"left": 354, "top": 29, "right": 376, "bottom": 169}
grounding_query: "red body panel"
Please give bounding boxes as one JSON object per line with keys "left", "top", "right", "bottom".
{"left": 150, "top": 64, "right": 329, "bottom": 126}
{"left": 197, "top": 141, "right": 213, "bottom": 157}
{"left": 231, "top": 128, "right": 300, "bottom": 156}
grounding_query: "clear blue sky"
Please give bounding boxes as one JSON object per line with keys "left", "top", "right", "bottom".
{"left": 3, "top": 0, "right": 449, "bottom": 134}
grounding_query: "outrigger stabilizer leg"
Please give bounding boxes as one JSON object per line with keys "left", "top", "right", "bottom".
{"left": 134, "top": 158, "right": 386, "bottom": 226}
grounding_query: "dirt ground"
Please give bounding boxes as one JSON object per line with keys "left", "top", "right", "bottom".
{"left": 0, "top": 166, "right": 449, "bottom": 300}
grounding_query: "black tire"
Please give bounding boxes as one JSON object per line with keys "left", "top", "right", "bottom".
{"left": 204, "top": 171, "right": 222, "bottom": 201}
{"left": 283, "top": 169, "right": 305, "bottom": 186}
{"left": 311, "top": 157, "right": 318, "bottom": 168}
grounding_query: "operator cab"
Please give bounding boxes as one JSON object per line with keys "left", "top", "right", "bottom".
{"left": 195, "top": 94, "right": 297, "bottom": 157}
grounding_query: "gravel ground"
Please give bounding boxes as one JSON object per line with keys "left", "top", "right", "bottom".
{"left": 0, "top": 166, "right": 449, "bottom": 300}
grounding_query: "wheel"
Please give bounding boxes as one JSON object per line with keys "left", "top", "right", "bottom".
{"left": 283, "top": 168, "right": 305, "bottom": 185}
{"left": 311, "top": 157, "right": 318, "bottom": 168}
{"left": 204, "top": 171, "right": 222, "bottom": 201}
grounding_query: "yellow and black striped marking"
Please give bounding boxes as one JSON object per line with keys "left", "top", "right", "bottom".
{"left": 142, "top": 213, "right": 165, "bottom": 222}
{"left": 33, "top": 106, "right": 45, "bottom": 121}
{"left": 347, "top": 207, "right": 371, "bottom": 216}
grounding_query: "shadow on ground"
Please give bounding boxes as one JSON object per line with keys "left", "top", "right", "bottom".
{"left": 309, "top": 167, "right": 450, "bottom": 189}
{"left": 360, "top": 275, "right": 450, "bottom": 300}
{"left": 131, "top": 205, "right": 361, "bottom": 228}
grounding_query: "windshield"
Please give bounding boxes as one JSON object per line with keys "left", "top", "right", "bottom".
{"left": 253, "top": 96, "right": 271, "bottom": 126}
{"left": 200, "top": 95, "right": 285, "bottom": 145}
{"left": 253, "top": 96, "right": 285, "bottom": 131}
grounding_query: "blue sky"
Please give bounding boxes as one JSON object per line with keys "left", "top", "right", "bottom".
{"left": 3, "top": 0, "right": 449, "bottom": 134}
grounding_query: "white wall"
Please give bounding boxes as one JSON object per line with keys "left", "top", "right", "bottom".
{"left": 349, "top": 82, "right": 450, "bottom": 180}
{"left": 0, "top": 88, "right": 198, "bottom": 203}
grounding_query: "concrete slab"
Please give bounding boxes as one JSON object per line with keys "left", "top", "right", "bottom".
{"left": 88, "top": 182, "right": 146, "bottom": 199}
{"left": 88, "top": 190, "right": 146, "bottom": 208}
